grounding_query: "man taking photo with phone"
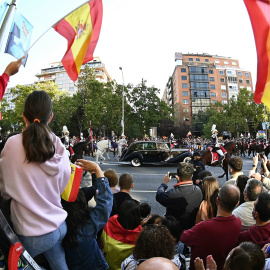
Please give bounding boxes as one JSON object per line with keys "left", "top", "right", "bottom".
{"left": 156, "top": 162, "right": 203, "bottom": 230}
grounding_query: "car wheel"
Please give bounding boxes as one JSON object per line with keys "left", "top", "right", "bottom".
{"left": 183, "top": 156, "right": 192, "bottom": 163}
{"left": 131, "top": 157, "right": 141, "bottom": 167}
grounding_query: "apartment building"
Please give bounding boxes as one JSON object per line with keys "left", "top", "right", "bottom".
{"left": 35, "top": 57, "right": 112, "bottom": 95}
{"left": 163, "top": 52, "right": 253, "bottom": 128}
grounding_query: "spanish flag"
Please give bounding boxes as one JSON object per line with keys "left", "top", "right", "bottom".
{"left": 54, "top": 0, "right": 103, "bottom": 82}
{"left": 61, "top": 163, "right": 83, "bottom": 202}
{"left": 244, "top": 0, "right": 270, "bottom": 108}
{"left": 101, "top": 215, "right": 142, "bottom": 270}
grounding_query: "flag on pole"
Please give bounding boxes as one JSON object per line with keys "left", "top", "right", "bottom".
{"left": 0, "top": 2, "right": 8, "bottom": 25}
{"left": 244, "top": 0, "right": 270, "bottom": 109}
{"left": 4, "top": 10, "right": 33, "bottom": 66}
{"left": 54, "top": 0, "right": 103, "bottom": 82}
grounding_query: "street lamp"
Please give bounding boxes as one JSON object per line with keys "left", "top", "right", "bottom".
{"left": 119, "top": 67, "right": 125, "bottom": 137}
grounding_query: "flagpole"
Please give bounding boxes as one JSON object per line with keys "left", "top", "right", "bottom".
{"left": 27, "top": 0, "right": 91, "bottom": 53}
{"left": 0, "top": 0, "right": 18, "bottom": 52}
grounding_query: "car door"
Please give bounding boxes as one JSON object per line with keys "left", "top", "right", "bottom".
{"left": 157, "top": 142, "right": 171, "bottom": 161}
{"left": 142, "top": 142, "right": 158, "bottom": 162}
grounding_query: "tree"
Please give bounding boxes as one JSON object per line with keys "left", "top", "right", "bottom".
{"left": 3, "top": 82, "right": 69, "bottom": 134}
{"left": 126, "top": 79, "right": 172, "bottom": 138}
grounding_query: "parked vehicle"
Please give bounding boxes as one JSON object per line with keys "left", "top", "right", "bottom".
{"left": 119, "top": 141, "right": 192, "bottom": 167}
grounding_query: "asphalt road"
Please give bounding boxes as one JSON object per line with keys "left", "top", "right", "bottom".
{"left": 81, "top": 152, "right": 255, "bottom": 217}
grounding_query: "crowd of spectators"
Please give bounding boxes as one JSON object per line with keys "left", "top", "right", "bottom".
{"left": 0, "top": 84, "right": 270, "bottom": 269}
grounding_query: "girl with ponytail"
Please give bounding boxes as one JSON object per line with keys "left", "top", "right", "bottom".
{"left": 0, "top": 90, "right": 70, "bottom": 269}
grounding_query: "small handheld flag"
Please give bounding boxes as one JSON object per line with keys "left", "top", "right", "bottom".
{"left": 61, "top": 163, "right": 83, "bottom": 202}
{"left": 54, "top": 0, "right": 103, "bottom": 82}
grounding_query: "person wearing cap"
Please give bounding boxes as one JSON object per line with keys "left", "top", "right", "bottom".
{"left": 190, "top": 152, "right": 205, "bottom": 186}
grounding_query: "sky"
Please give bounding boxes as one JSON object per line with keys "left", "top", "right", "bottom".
{"left": 0, "top": 0, "right": 257, "bottom": 97}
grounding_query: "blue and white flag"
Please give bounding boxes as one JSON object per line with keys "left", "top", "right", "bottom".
{"left": 4, "top": 10, "right": 33, "bottom": 66}
{"left": 0, "top": 1, "right": 8, "bottom": 25}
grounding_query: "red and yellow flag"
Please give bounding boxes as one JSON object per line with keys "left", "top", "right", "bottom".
{"left": 244, "top": 0, "right": 270, "bottom": 108}
{"left": 54, "top": 0, "right": 103, "bottom": 82}
{"left": 61, "top": 163, "right": 83, "bottom": 202}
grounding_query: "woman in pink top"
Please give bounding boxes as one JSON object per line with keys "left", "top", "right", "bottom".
{"left": 195, "top": 176, "right": 219, "bottom": 223}
{"left": 0, "top": 91, "right": 70, "bottom": 270}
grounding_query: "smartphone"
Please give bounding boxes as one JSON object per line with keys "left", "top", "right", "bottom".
{"left": 169, "top": 172, "right": 177, "bottom": 178}
{"left": 259, "top": 152, "right": 264, "bottom": 159}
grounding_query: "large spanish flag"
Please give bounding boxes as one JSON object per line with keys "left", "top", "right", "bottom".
{"left": 54, "top": 0, "right": 103, "bottom": 82}
{"left": 244, "top": 0, "right": 270, "bottom": 108}
{"left": 101, "top": 215, "right": 142, "bottom": 270}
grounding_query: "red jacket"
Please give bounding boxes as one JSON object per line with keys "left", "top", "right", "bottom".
{"left": 239, "top": 222, "right": 270, "bottom": 248}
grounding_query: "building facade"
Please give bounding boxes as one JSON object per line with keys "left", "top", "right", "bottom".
{"left": 35, "top": 57, "right": 112, "bottom": 95}
{"left": 163, "top": 53, "right": 253, "bottom": 129}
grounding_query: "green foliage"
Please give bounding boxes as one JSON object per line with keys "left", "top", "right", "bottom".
{"left": 201, "top": 88, "right": 265, "bottom": 138}
{"left": 126, "top": 79, "right": 172, "bottom": 138}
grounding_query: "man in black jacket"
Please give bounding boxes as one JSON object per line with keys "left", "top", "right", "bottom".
{"left": 156, "top": 162, "right": 203, "bottom": 230}
{"left": 190, "top": 152, "right": 205, "bottom": 186}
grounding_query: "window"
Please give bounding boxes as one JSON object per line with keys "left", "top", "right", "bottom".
{"left": 58, "top": 81, "right": 62, "bottom": 85}
{"left": 247, "top": 86, "right": 252, "bottom": 91}
{"left": 221, "top": 85, "right": 226, "bottom": 90}
{"left": 144, "top": 142, "right": 156, "bottom": 150}
{"left": 215, "top": 60, "right": 220, "bottom": 63}
{"left": 212, "top": 100, "right": 217, "bottom": 104}
{"left": 220, "top": 78, "right": 225, "bottom": 83}
{"left": 238, "top": 71, "right": 243, "bottom": 76}
{"left": 182, "top": 91, "right": 188, "bottom": 96}
{"left": 189, "top": 74, "right": 208, "bottom": 82}
{"left": 219, "top": 70, "right": 224, "bottom": 75}
{"left": 181, "top": 76, "right": 187, "bottom": 80}
{"left": 183, "top": 108, "right": 189, "bottom": 113}
{"left": 196, "top": 58, "right": 200, "bottom": 62}
{"left": 183, "top": 99, "right": 189, "bottom": 104}
{"left": 222, "top": 93, "right": 227, "bottom": 98}
{"left": 188, "top": 58, "right": 193, "bottom": 61}
{"left": 210, "top": 85, "right": 216, "bottom": 89}
{"left": 222, "top": 100, "right": 228, "bottom": 105}
{"left": 209, "top": 77, "right": 215, "bottom": 82}
{"left": 181, "top": 68, "right": 186, "bottom": 72}
{"left": 245, "top": 72, "right": 250, "bottom": 77}
{"left": 211, "top": 92, "right": 216, "bottom": 97}
{"left": 232, "top": 61, "right": 237, "bottom": 65}
{"left": 209, "top": 70, "right": 214, "bottom": 74}
{"left": 184, "top": 116, "right": 190, "bottom": 121}
{"left": 59, "top": 74, "right": 64, "bottom": 77}
{"left": 205, "top": 59, "right": 209, "bottom": 62}
{"left": 224, "top": 61, "right": 229, "bottom": 64}
{"left": 59, "top": 88, "right": 62, "bottom": 91}
{"left": 246, "top": 80, "right": 250, "bottom": 84}
{"left": 189, "top": 66, "right": 207, "bottom": 74}
{"left": 227, "top": 70, "right": 232, "bottom": 75}
{"left": 69, "top": 87, "right": 74, "bottom": 91}
{"left": 182, "top": 83, "right": 188, "bottom": 88}
{"left": 239, "top": 79, "right": 243, "bottom": 83}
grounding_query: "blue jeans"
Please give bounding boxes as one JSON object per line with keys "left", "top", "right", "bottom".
{"left": 18, "top": 222, "right": 68, "bottom": 270}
